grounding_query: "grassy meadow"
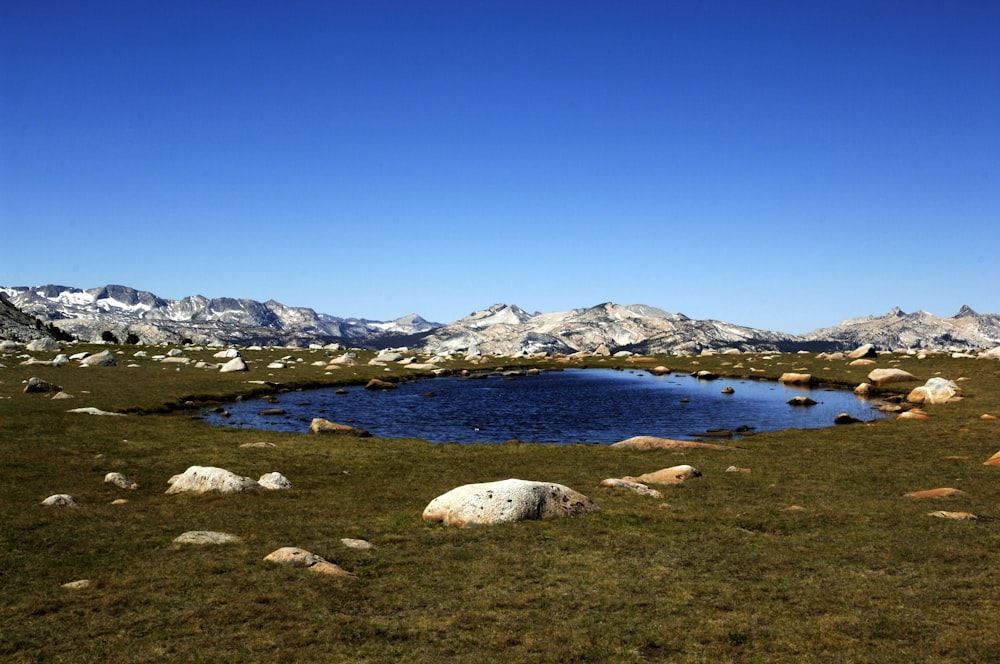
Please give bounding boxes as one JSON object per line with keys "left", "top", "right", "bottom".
{"left": 1, "top": 343, "right": 999, "bottom": 662}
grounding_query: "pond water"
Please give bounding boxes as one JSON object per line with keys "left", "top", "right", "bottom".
{"left": 201, "top": 368, "right": 884, "bottom": 444}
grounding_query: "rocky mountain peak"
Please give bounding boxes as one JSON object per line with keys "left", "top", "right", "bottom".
{"left": 955, "top": 304, "right": 979, "bottom": 318}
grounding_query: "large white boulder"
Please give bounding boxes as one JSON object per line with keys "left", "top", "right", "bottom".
{"left": 219, "top": 356, "right": 249, "bottom": 373}
{"left": 422, "top": 478, "right": 599, "bottom": 527}
{"left": 165, "top": 466, "right": 261, "bottom": 494}
{"left": 907, "top": 377, "right": 960, "bottom": 404}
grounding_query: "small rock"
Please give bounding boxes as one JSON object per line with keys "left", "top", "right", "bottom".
{"left": 258, "top": 472, "right": 292, "bottom": 490}
{"left": 340, "top": 538, "right": 376, "bottom": 550}
{"left": 173, "top": 531, "right": 242, "bottom": 545}
{"left": 308, "top": 418, "right": 371, "bottom": 437}
{"left": 904, "top": 487, "right": 966, "bottom": 499}
{"left": 24, "top": 376, "right": 62, "bottom": 393}
{"left": 598, "top": 478, "right": 663, "bottom": 498}
{"left": 897, "top": 409, "right": 930, "bottom": 421}
{"left": 240, "top": 441, "right": 276, "bottom": 449}
{"left": 787, "top": 396, "right": 817, "bottom": 407}
{"left": 928, "top": 511, "right": 977, "bottom": 520}
{"left": 779, "top": 373, "right": 812, "bottom": 385}
{"left": 67, "top": 407, "right": 125, "bottom": 416}
{"left": 834, "top": 413, "right": 862, "bottom": 425}
{"left": 365, "top": 378, "right": 397, "bottom": 390}
{"left": 648, "top": 366, "right": 671, "bottom": 376}
{"left": 62, "top": 579, "right": 91, "bottom": 590}
{"left": 104, "top": 472, "right": 139, "bottom": 490}
{"left": 41, "top": 494, "right": 78, "bottom": 507}
{"left": 219, "top": 357, "right": 249, "bottom": 373}
{"left": 623, "top": 465, "right": 701, "bottom": 485}
{"left": 725, "top": 466, "right": 751, "bottom": 474}
{"left": 79, "top": 350, "right": 117, "bottom": 367}
{"left": 263, "top": 547, "right": 353, "bottom": 577}
{"left": 422, "top": 478, "right": 599, "bottom": 527}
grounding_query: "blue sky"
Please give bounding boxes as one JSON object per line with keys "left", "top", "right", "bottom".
{"left": 2, "top": 1, "right": 998, "bottom": 333}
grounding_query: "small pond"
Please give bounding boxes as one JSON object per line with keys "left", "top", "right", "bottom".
{"left": 200, "top": 368, "right": 884, "bottom": 444}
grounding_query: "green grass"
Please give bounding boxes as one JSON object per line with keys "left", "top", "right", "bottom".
{"left": 2, "top": 344, "right": 999, "bottom": 662}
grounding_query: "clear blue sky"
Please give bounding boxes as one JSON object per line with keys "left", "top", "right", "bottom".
{"left": 3, "top": 1, "right": 998, "bottom": 333}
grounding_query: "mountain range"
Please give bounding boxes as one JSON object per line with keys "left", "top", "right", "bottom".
{"left": 2, "top": 284, "right": 999, "bottom": 355}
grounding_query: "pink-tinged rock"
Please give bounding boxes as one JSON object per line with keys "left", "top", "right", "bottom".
{"left": 263, "top": 547, "right": 353, "bottom": 577}
{"left": 867, "top": 368, "right": 918, "bottom": 386}
{"left": 623, "top": 465, "right": 702, "bottom": 485}
{"left": 904, "top": 487, "right": 966, "bottom": 499}
{"left": 610, "top": 436, "right": 736, "bottom": 451}
{"left": 422, "top": 478, "right": 599, "bottom": 527}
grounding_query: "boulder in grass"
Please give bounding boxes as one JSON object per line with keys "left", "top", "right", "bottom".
{"left": 779, "top": 373, "right": 812, "bottom": 385}
{"left": 41, "top": 494, "right": 78, "bottom": 507}
{"left": 847, "top": 343, "right": 877, "bottom": 359}
{"left": 174, "top": 531, "right": 242, "bottom": 545}
{"left": 610, "top": 436, "right": 737, "bottom": 451}
{"left": 983, "top": 450, "right": 1000, "bottom": 467}
{"left": 79, "top": 350, "right": 117, "bottom": 367}
{"left": 867, "top": 368, "right": 918, "bottom": 386}
{"left": 422, "top": 478, "right": 599, "bottom": 527}
{"left": 623, "top": 465, "right": 701, "bottom": 485}
{"left": 907, "top": 377, "right": 960, "bottom": 405}
{"left": 104, "top": 472, "right": 139, "bottom": 490}
{"left": 24, "top": 377, "right": 62, "bottom": 393}
{"left": 219, "top": 356, "right": 249, "bottom": 373}
{"left": 258, "top": 472, "right": 292, "bottom": 490}
{"left": 904, "top": 487, "right": 966, "bottom": 499}
{"left": 928, "top": 511, "right": 977, "bottom": 521}
{"left": 165, "top": 466, "right": 261, "bottom": 494}
{"left": 598, "top": 478, "right": 663, "bottom": 498}
{"left": 308, "top": 418, "right": 371, "bottom": 437}
{"left": 264, "top": 547, "right": 353, "bottom": 577}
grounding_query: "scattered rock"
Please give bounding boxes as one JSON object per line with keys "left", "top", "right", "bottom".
{"left": 648, "top": 366, "right": 671, "bottom": 376}
{"left": 219, "top": 357, "right": 249, "bottom": 373}
{"left": 308, "top": 418, "right": 372, "bottom": 437}
{"left": 41, "top": 494, "right": 78, "bottom": 507}
{"left": 904, "top": 487, "right": 966, "bottom": 499}
{"left": 67, "top": 407, "right": 125, "bottom": 416}
{"left": 787, "top": 396, "right": 817, "bottom": 407}
{"left": 340, "top": 538, "right": 376, "bottom": 550}
{"left": 27, "top": 338, "right": 61, "bottom": 352}
{"left": 610, "top": 436, "right": 737, "bottom": 451}
{"left": 847, "top": 344, "right": 877, "bottom": 359}
{"left": 928, "top": 511, "right": 977, "bottom": 520}
{"left": 240, "top": 441, "right": 276, "bottom": 449}
{"left": 61, "top": 579, "right": 91, "bottom": 589}
{"left": 51, "top": 391, "right": 75, "bottom": 400}
{"left": 867, "top": 368, "right": 918, "bottom": 386}
{"left": 258, "top": 472, "right": 292, "bottom": 490}
{"left": 623, "top": 465, "right": 701, "bottom": 485}
{"left": 693, "top": 370, "right": 718, "bottom": 380}
{"left": 24, "top": 376, "right": 62, "bottom": 393}
{"left": 779, "top": 373, "right": 812, "bottom": 385}
{"left": 854, "top": 383, "right": 871, "bottom": 395}
{"left": 173, "top": 531, "right": 242, "bottom": 545}
{"left": 982, "top": 414, "right": 997, "bottom": 421}
{"left": 725, "top": 466, "right": 751, "bottom": 474}
{"left": 165, "top": 466, "right": 261, "bottom": 494}
{"left": 598, "top": 478, "right": 663, "bottom": 498}
{"left": 982, "top": 450, "right": 1000, "bottom": 467}
{"left": 897, "top": 409, "right": 930, "bottom": 420}
{"left": 263, "top": 547, "right": 353, "bottom": 577}
{"left": 721, "top": 386, "right": 735, "bottom": 394}
{"left": 848, "top": 358, "right": 877, "bottom": 367}
{"left": 104, "top": 472, "right": 139, "bottom": 490}
{"left": 365, "top": 378, "right": 397, "bottom": 390}
{"left": 834, "top": 413, "right": 862, "bottom": 425}
{"left": 79, "top": 350, "right": 117, "bottom": 367}
{"left": 257, "top": 408, "right": 286, "bottom": 416}
{"left": 422, "top": 478, "right": 599, "bottom": 526}
{"left": 907, "top": 377, "right": 960, "bottom": 404}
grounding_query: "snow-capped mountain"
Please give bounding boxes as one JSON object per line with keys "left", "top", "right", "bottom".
{"left": 2, "top": 284, "right": 998, "bottom": 354}
{"left": 0, "top": 285, "right": 439, "bottom": 347}
{"left": 419, "top": 302, "right": 809, "bottom": 356}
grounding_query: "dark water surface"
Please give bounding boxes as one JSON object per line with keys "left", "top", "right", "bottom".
{"left": 201, "top": 369, "right": 884, "bottom": 444}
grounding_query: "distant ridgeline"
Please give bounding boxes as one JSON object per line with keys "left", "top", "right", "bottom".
{"left": 1, "top": 285, "right": 998, "bottom": 355}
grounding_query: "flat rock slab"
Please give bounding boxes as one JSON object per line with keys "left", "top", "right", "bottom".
{"left": 67, "top": 407, "right": 125, "bottom": 416}
{"left": 264, "top": 547, "right": 353, "bottom": 577}
{"left": 422, "top": 478, "right": 599, "bottom": 527}
{"left": 623, "top": 465, "right": 702, "bottom": 485}
{"left": 868, "top": 368, "right": 919, "bottom": 386}
{"left": 904, "top": 487, "right": 966, "bottom": 499}
{"left": 610, "top": 436, "right": 737, "bottom": 451}
{"left": 598, "top": 478, "right": 663, "bottom": 498}
{"left": 174, "top": 531, "right": 242, "bottom": 545}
